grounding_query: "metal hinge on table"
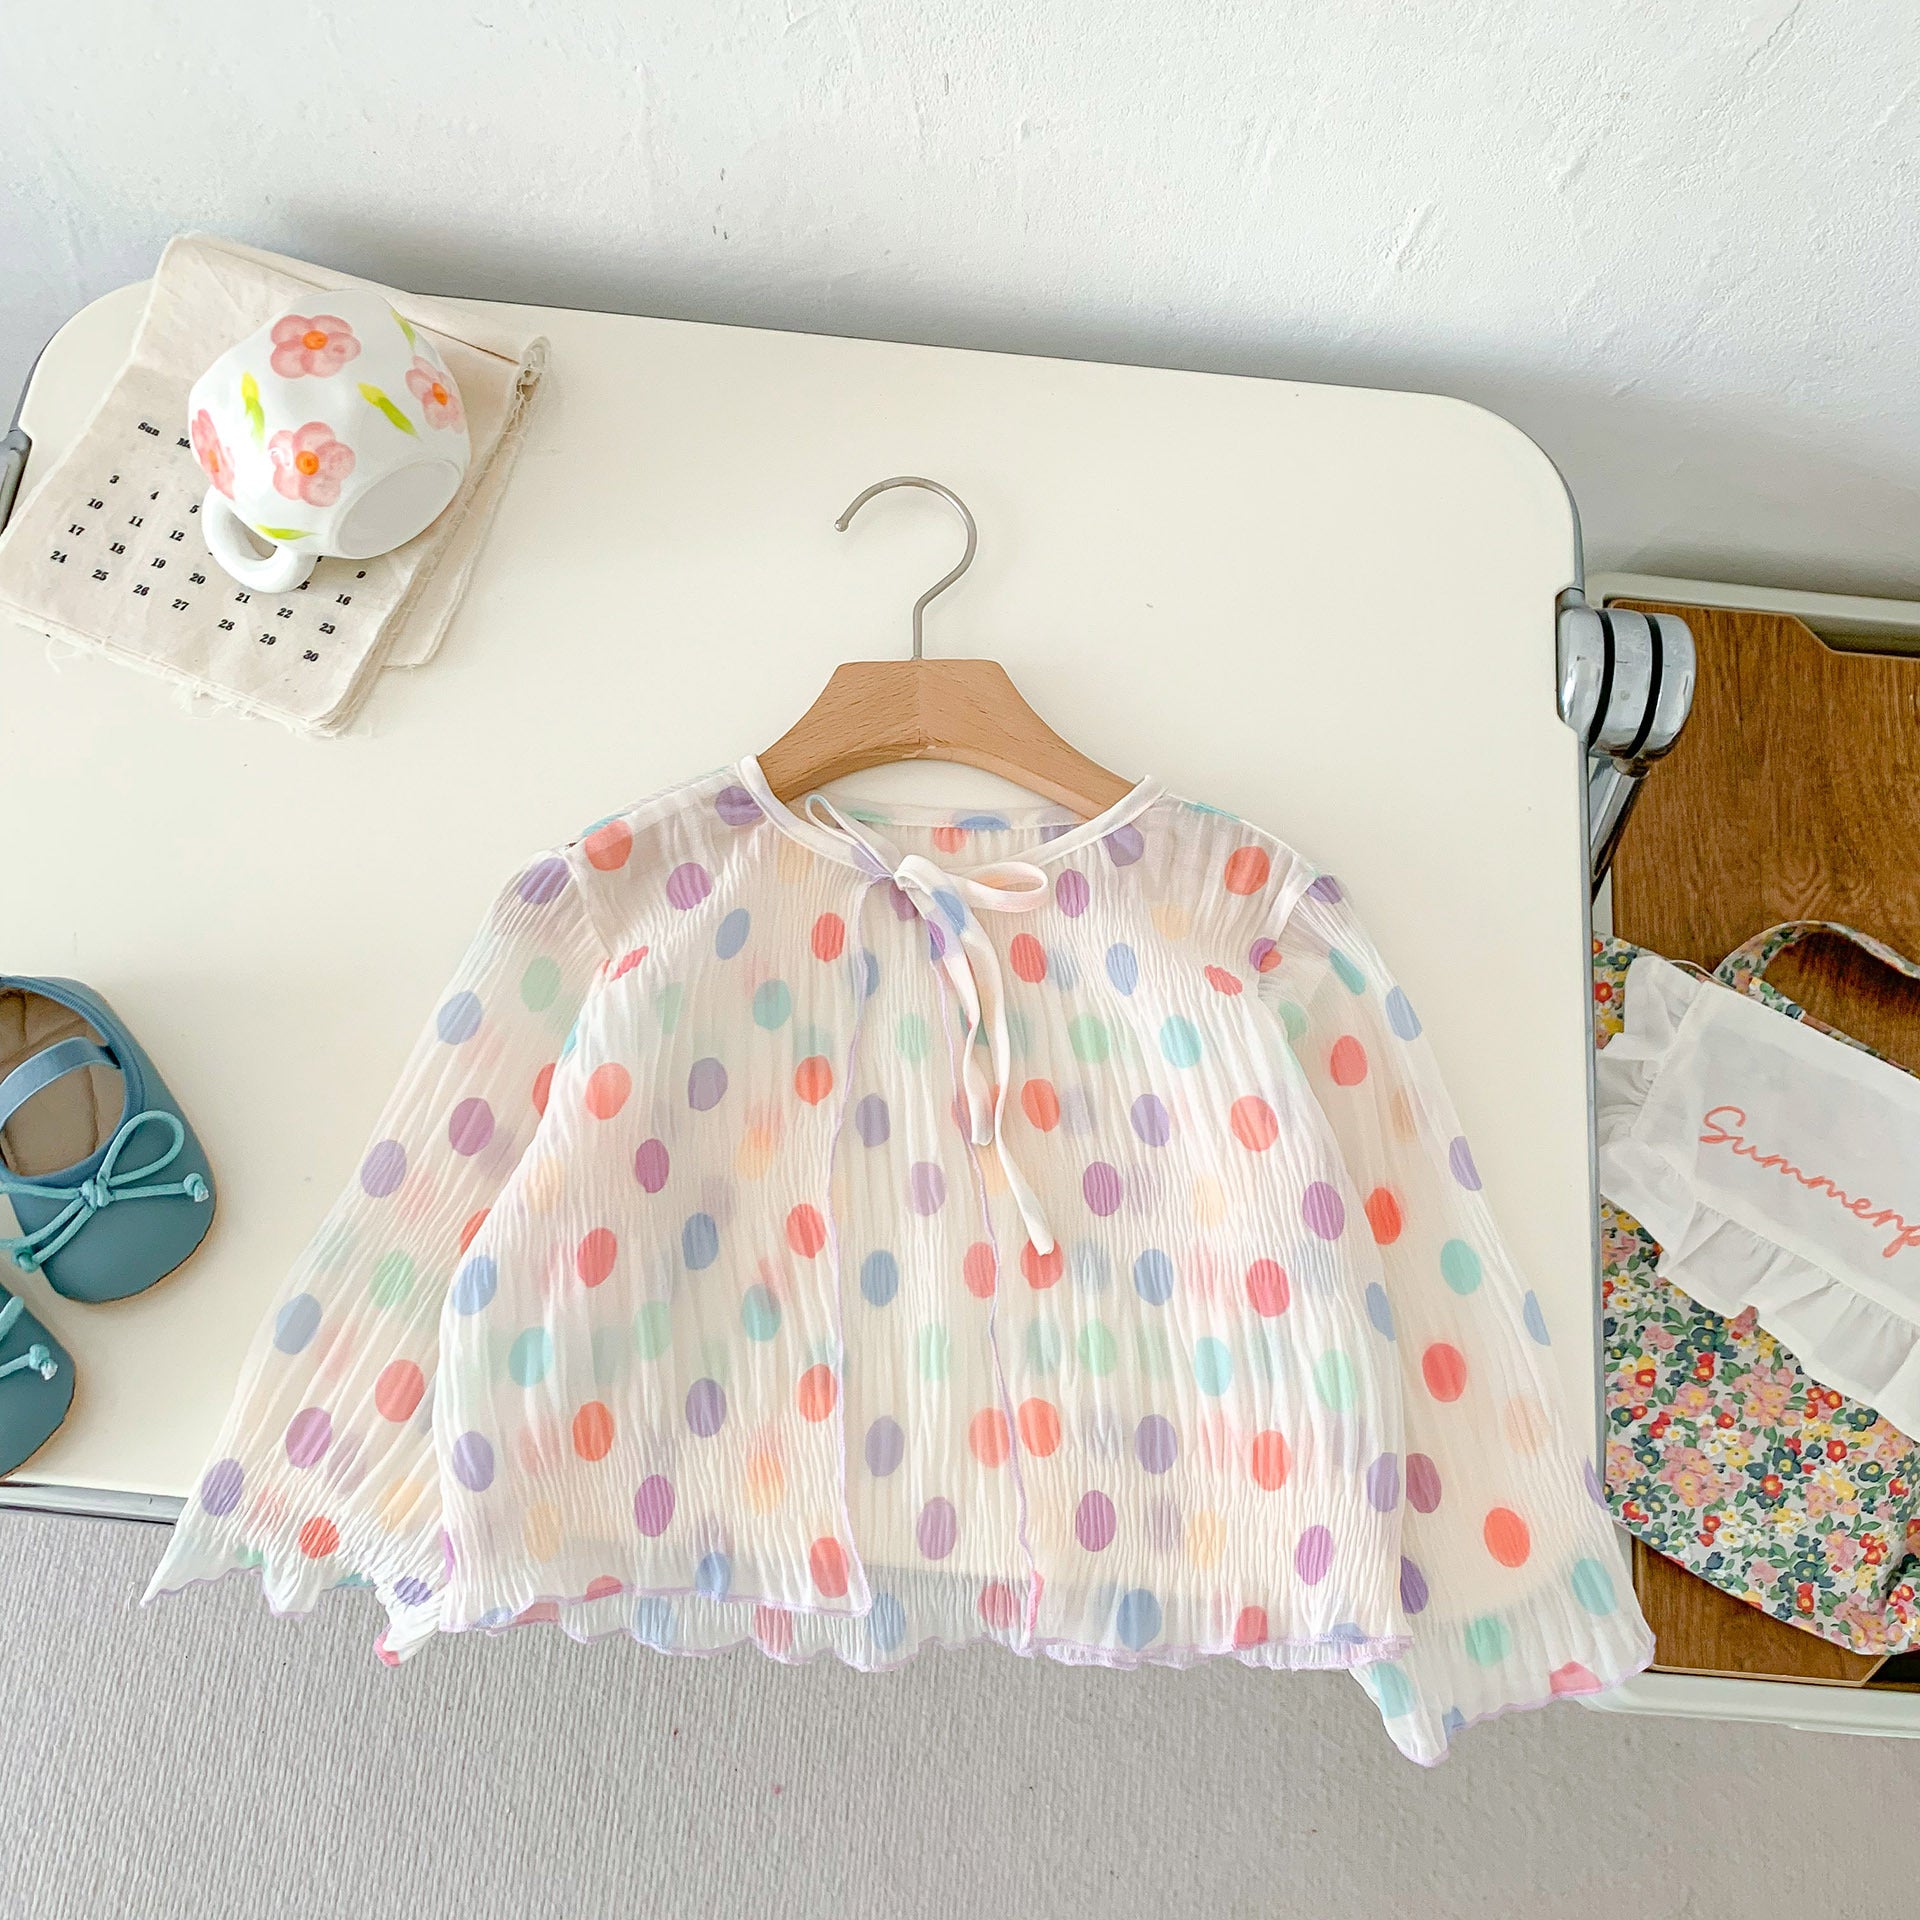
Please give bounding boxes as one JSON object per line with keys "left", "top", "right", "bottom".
{"left": 1557, "top": 588, "right": 1696, "bottom": 894}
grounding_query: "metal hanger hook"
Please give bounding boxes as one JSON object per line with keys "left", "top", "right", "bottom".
{"left": 835, "top": 476, "right": 978, "bottom": 661}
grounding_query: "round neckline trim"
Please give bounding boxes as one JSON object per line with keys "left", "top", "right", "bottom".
{"left": 736, "top": 756, "right": 1164, "bottom": 875}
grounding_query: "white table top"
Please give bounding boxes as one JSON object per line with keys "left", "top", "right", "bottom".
{"left": 0, "top": 282, "right": 1592, "bottom": 1505}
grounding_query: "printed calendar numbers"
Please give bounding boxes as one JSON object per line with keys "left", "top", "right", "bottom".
{"left": 171, "top": 598, "right": 189, "bottom": 611}
{"left": 108, "top": 541, "right": 125, "bottom": 555}
{"left": 217, "top": 619, "right": 234, "bottom": 631}
{"left": 50, "top": 549, "right": 66, "bottom": 563}
{"left": 91, "top": 569, "right": 107, "bottom": 581}
{"left": 303, "top": 650, "right": 319, "bottom": 662}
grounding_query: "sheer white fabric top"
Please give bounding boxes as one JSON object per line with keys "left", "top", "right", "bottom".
{"left": 149, "top": 758, "right": 1649, "bottom": 1763}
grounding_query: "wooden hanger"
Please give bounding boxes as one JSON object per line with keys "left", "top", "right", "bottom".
{"left": 754, "top": 477, "right": 1135, "bottom": 817}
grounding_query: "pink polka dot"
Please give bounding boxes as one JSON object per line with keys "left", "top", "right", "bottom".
{"left": 1244, "top": 1258, "right": 1290, "bottom": 1316}
{"left": 1074, "top": 1490, "right": 1117, "bottom": 1552}
{"left": 1082, "top": 1161, "right": 1123, "bottom": 1216}
{"left": 1422, "top": 1343, "right": 1468, "bottom": 1402}
{"left": 447, "top": 1097, "right": 494, "bottom": 1156}
{"left": 809, "top": 1536, "right": 849, "bottom": 1597}
{"left": 978, "top": 1581, "right": 1020, "bottom": 1631}
{"left": 754, "top": 1606, "right": 794, "bottom": 1654}
{"left": 1055, "top": 869, "right": 1090, "bottom": 917}
{"left": 962, "top": 1242, "right": 998, "bottom": 1298}
{"left": 374, "top": 1361, "right": 425, "bottom": 1423}
{"left": 1204, "top": 965, "right": 1243, "bottom": 996}
{"left": 1405, "top": 1453, "right": 1443, "bottom": 1512}
{"left": 1302, "top": 1181, "right": 1345, "bottom": 1239}
{"left": 665, "top": 863, "right": 712, "bottom": 910}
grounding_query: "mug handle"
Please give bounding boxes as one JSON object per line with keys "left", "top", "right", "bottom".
{"left": 200, "top": 489, "right": 317, "bottom": 593}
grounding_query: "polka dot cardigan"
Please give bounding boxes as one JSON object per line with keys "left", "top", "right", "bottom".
{"left": 148, "top": 758, "right": 1650, "bottom": 1763}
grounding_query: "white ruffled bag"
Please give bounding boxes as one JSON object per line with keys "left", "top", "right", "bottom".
{"left": 1597, "top": 923, "right": 1920, "bottom": 1436}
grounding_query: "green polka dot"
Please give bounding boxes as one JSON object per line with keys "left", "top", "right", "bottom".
{"left": 1192, "top": 1336, "right": 1233, "bottom": 1396}
{"left": 633, "top": 1301, "right": 672, "bottom": 1360}
{"left": 1026, "top": 1320, "right": 1062, "bottom": 1375}
{"left": 699, "top": 1336, "right": 732, "bottom": 1384}
{"left": 1135, "top": 1327, "right": 1173, "bottom": 1380}
{"left": 591, "top": 1325, "right": 628, "bottom": 1388}
{"left": 1275, "top": 1000, "right": 1308, "bottom": 1045}
{"left": 919, "top": 1322, "right": 950, "bottom": 1383}
{"left": 369, "top": 1250, "right": 414, "bottom": 1309}
{"left": 1078, "top": 1321, "right": 1118, "bottom": 1375}
{"left": 1005, "top": 1010, "right": 1032, "bottom": 1057}
{"left": 1313, "top": 1348, "right": 1356, "bottom": 1410}
{"left": 795, "top": 1022, "right": 835, "bottom": 1060}
{"left": 896, "top": 1013, "right": 931, "bottom": 1062}
{"left": 1369, "top": 1662, "right": 1414, "bottom": 1717}
{"left": 509, "top": 1327, "right": 553, "bottom": 1387}
{"left": 741, "top": 1285, "right": 781, "bottom": 1342}
{"left": 1329, "top": 948, "right": 1368, "bottom": 995}
{"left": 1159, "top": 1016, "right": 1202, "bottom": 1068}
{"left": 753, "top": 980, "right": 792, "bottom": 1029}
{"left": 1440, "top": 1239, "right": 1483, "bottom": 1295}
{"left": 654, "top": 983, "right": 685, "bottom": 1034}
{"left": 519, "top": 956, "right": 562, "bottom": 1012}
{"left": 1571, "top": 1557, "right": 1617, "bottom": 1616}
{"left": 1464, "top": 1615, "right": 1510, "bottom": 1667}
{"left": 1069, "top": 1015, "right": 1111, "bottom": 1065}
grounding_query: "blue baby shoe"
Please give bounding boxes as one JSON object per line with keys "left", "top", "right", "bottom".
{"left": 0, "top": 1284, "right": 72, "bottom": 1474}
{"left": 0, "top": 978, "right": 214, "bottom": 1303}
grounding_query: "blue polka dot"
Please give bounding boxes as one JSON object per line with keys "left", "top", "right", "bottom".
{"left": 1050, "top": 950, "right": 1080, "bottom": 992}
{"left": 956, "top": 813, "right": 1009, "bottom": 831}
{"left": 1440, "top": 1239, "right": 1483, "bottom": 1294}
{"left": 861, "top": 1249, "right": 900, "bottom": 1308}
{"left": 1523, "top": 1290, "right": 1552, "bottom": 1345}
{"left": 1192, "top": 1336, "right": 1232, "bottom": 1396}
{"left": 854, "top": 948, "right": 879, "bottom": 998}
{"left": 695, "top": 1551, "right": 732, "bottom": 1599}
{"left": 475, "top": 1607, "right": 514, "bottom": 1629}
{"left": 1105, "top": 944, "right": 1140, "bottom": 995}
{"left": 1329, "top": 949, "right": 1367, "bottom": 994}
{"left": 715, "top": 908, "right": 751, "bottom": 958}
{"left": 1385, "top": 986, "right": 1421, "bottom": 1039}
{"left": 868, "top": 1591, "right": 908, "bottom": 1653}
{"left": 931, "top": 887, "right": 967, "bottom": 932}
{"left": 1159, "top": 1016, "right": 1202, "bottom": 1068}
{"left": 1442, "top": 1706, "right": 1467, "bottom": 1739}
{"left": 1364, "top": 1281, "right": 1396, "bottom": 1341}
{"left": 1071, "top": 1241, "right": 1112, "bottom": 1291}
{"left": 1115, "top": 1588, "right": 1163, "bottom": 1650}
{"left": 508, "top": 1328, "right": 553, "bottom": 1386}
{"left": 631, "top": 1597, "right": 674, "bottom": 1647}
{"left": 1571, "top": 1557, "right": 1616, "bottom": 1615}
{"left": 742, "top": 1284, "right": 781, "bottom": 1341}
{"left": 1132, "top": 1248, "right": 1174, "bottom": 1305}
{"left": 273, "top": 1293, "right": 322, "bottom": 1354}
{"left": 1370, "top": 1662, "right": 1414, "bottom": 1717}
{"left": 436, "top": 991, "right": 483, "bottom": 1044}
{"left": 752, "top": 980, "right": 791, "bottom": 1029}
{"left": 681, "top": 1213, "right": 720, "bottom": 1270}
{"left": 451, "top": 1256, "right": 497, "bottom": 1315}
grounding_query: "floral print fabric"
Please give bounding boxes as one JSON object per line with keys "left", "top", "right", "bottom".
{"left": 148, "top": 762, "right": 1649, "bottom": 1763}
{"left": 1597, "top": 933, "right": 1920, "bottom": 1654}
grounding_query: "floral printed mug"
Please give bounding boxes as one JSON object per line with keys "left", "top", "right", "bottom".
{"left": 186, "top": 286, "right": 471, "bottom": 592}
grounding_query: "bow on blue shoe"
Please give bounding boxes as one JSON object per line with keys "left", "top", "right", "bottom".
{"left": 1, "top": 1109, "right": 210, "bottom": 1273}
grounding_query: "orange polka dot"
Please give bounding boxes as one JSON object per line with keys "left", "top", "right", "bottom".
{"left": 811, "top": 912, "right": 846, "bottom": 961}
{"left": 1020, "top": 1079, "right": 1061, "bottom": 1130}
{"left": 1017, "top": 1398, "right": 1062, "bottom": 1456}
{"left": 612, "top": 945, "right": 649, "bottom": 979}
{"left": 1229, "top": 1096, "right": 1279, "bottom": 1151}
{"left": 1389, "top": 1088, "right": 1420, "bottom": 1140}
{"left": 297, "top": 1516, "right": 338, "bottom": 1559}
{"left": 374, "top": 1360, "right": 425, "bottom": 1422}
{"left": 786, "top": 1203, "right": 827, "bottom": 1258}
{"left": 458, "top": 1208, "right": 489, "bottom": 1253}
{"left": 809, "top": 1536, "right": 849, "bottom": 1598}
{"left": 968, "top": 1408, "right": 1012, "bottom": 1467}
{"left": 583, "top": 819, "right": 633, "bottom": 870}
{"left": 796, "top": 1364, "right": 838, "bottom": 1422}
{"left": 585, "top": 1062, "right": 631, "bottom": 1119}
{"left": 1422, "top": 1342, "right": 1468, "bottom": 1402}
{"left": 978, "top": 1580, "right": 1020, "bottom": 1630}
{"left": 1009, "top": 933, "right": 1048, "bottom": 983}
{"left": 1484, "top": 1506, "right": 1532, "bottom": 1567}
{"left": 1021, "top": 1239, "right": 1063, "bottom": 1289}
{"left": 1244, "top": 1257, "right": 1290, "bottom": 1316}
{"left": 962, "top": 1241, "right": 998, "bottom": 1298}
{"left": 1224, "top": 846, "right": 1271, "bottom": 895}
{"left": 1250, "top": 1430, "right": 1291, "bottom": 1491}
{"left": 576, "top": 1228, "right": 618, "bottom": 1286}
{"left": 1233, "top": 1605, "right": 1269, "bottom": 1648}
{"left": 1329, "top": 1036, "right": 1369, "bottom": 1086}
{"left": 572, "top": 1401, "right": 614, "bottom": 1461}
{"left": 1363, "top": 1186, "right": 1403, "bottom": 1244}
{"left": 1204, "top": 965, "right": 1244, "bottom": 996}
{"left": 584, "top": 1575, "right": 623, "bottom": 1601}
{"left": 793, "top": 1055, "right": 833, "bottom": 1104}
{"left": 1501, "top": 1395, "right": 1550, "bottom": 1454}
{"left": 530, "top": 1062, "right": 555, "bottom": 1115}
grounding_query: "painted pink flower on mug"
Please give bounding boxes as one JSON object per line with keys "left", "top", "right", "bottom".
{"left": 190, "top": 409, "right": 235, "bottom": 498}
{"left": 269, "top": 313, "right": 362, "bottom": 379}
{"left": 404, "top": 356, "right": 465, "bottom": 432}
{"left": 269, "top": 422, "right": 356, "bottom": 506}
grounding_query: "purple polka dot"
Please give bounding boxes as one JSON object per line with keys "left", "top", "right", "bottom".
{"left": 284, "top": 1406, "right": 332, "bottom": 1469}
{"left": 1129, "top": 1094, "right": 1171, "bottom": 1147}
{"left": 1308, "top": 873, "right": 1344, "bottom": 904}
{"left": 448, "top": 1097, "right": 494, "bottom": 1156}
{"left": 1249, "top": 936, "right": 1278, "bottom": 972}
{"left": 887, "top": 883, "right": 917, "bottom": 922}
{"left": 926, "top": 921, "right": 948, "bottom": 961}
{"left": 633, "top": 1138, "right": 670, "bottom": 1192}
{"left": 199, "top": 1458, "right": 244, "bottom": 1516}
{"left": 687, "top": 1057, "right": 728, "bottom": 1111}
{"left": 517, "top": 857, "right": 569, "bottom": 905}
{"left": 865, "top": 1416, "right": 905, "bottom": 1477}
{"left": 855, "top": 1094, "right": 891, "bottom": 1146}
{"left": 1083, "top": 1161, "right": 1124, "bottom": 1216}
{"left": 1134, "top": 1415, "right": 1178, "bottom": 1475}
{"left": 916, "top": 1496, "right": 958, "bottom": 1561}
{"left": 1056, "top": 869, "right": 1090, "bottom": 917}
{"left": 1399, "top": 1555, "right": 1430, "bottom": 1613}
{"left": 1582, "top": 1457, "right": 1605, "bottom": 1506}
{"left": 1302, "top": 1180, "right": 1345, "bottom": 1239}
{"left": 1366, "top": 1452, "right": 1401, "bottom": 1512}
{"left": 1103, "top": 824, "right": 1144, "bottom": 867}
{"left": 1448, "top": 1136, "right": 1482, "bottom": 1190}
{"left": 452, "top": 1431, "right": 495, "bottom": 1492}
{"left": 685, "top": 1378, "right": 727, "bottom": 1438}
{"left": 1295, "top": 1523, "right": 1334, "bottom": 1585}
{"left": 360, "top": 1139, "right": 407, "bottom": 1198}
{"left": 634, "top": 1473, "right": 675, "bottom": 1536}
{"left": 393, "top": 1576, "right": 433, "bottom": 1607}
{"left": 714, "top": 784, "right": 762, "bottom": 827}
{"left": 908, "top": 1161, "right": 947, "bottom": 1215}
{"left": 1075, "top": 1489, "right": 1117, "bottom": 1552}
{"left": 1406, "top": 1452, "right": 1443, "bottom": 1513}
{"left": 666, "top": 862, "right": 713, "bottom": 910}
